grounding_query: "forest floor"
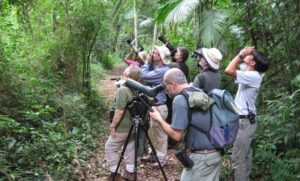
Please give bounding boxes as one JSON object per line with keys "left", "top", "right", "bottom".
{"left": 84, "top": 64, "right": 182, "bottom": 181}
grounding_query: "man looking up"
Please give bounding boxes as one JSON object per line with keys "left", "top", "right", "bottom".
{"left": 174, "top": 47, "right": 190, "bottom": 81}
{"left": 140, "top": 46, "right": 170, "bottom": 167}
{"left": 225, "top": 46, "right": 269, "bottom": 181}
{"left": 192, "top": 48, "right": 223, "bottom": 93}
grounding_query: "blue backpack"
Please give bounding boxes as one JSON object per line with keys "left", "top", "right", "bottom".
{"left": 181, "top": 88, "right": 239, "bottom": 149}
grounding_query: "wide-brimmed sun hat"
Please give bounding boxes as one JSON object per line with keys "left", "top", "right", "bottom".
{"left": 154, "top": 46, "right": 171, "bottom": 65}
{"left": 194, "top": 48, "right": 223, "bottom": 70}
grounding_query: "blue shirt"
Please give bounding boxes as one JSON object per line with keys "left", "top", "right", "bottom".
{"left": 140, "top": 63, "right": 169, "bottom": 105}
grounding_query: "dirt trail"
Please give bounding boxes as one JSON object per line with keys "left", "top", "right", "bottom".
{"left": 85, "top": 64, "right": 182, "bottom": 181}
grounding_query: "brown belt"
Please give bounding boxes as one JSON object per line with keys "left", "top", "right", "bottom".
{"left": 191, "top": 149, "right": 218, "bottom": 154}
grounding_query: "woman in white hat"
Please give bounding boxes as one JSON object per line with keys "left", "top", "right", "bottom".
{"left": 192, "top": 48, "right": 223, "bottom": 93}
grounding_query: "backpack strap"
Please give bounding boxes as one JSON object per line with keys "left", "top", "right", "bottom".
{"left": 180, "top": 90, "right": 213, "bottom": 146}
{"left": 178, "top": 91, "right": 190, "bottom": 152}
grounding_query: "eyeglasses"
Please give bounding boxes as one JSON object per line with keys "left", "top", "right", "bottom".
{"left": 163, "top": 81, "right": 173, "bottom": 88}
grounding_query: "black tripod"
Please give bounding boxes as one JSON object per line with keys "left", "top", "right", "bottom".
{"left": 112, "top": 93, "right": 167, "bottom": 181}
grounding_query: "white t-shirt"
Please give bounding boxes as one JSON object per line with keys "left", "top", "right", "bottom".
{"left": 234, "top": 70, "right": 262, "bottom": 115}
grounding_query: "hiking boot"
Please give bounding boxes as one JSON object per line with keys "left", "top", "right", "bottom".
{"left": 107, "top": 172, "right": 121, "bottom": 181}
{"left": 122, "top": 171, "right": 135, "bottom": 181}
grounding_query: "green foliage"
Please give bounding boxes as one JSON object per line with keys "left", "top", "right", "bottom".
{"left": 155, "top": 0, "right": 182, "bottom": 24}
{"left": 250, "top": 89, "right": 300, "bottom": 180}
{"left": 0, "top": 87, "right": 106, "bottom": 179}
{"left": 0, "top": 0, "right": 112, "bottom": 179}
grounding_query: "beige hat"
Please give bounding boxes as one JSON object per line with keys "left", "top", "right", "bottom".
{"left": 138, "top": 51, "right": 147, "bottom": 62}
{"left": 154, "top": 46, "right": 171, "bottom": 65}
{"left": 195, "top": 48, "right": 223, "bottom": 70}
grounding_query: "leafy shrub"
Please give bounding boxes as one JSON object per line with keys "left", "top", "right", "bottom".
{"left": 0, "top": 81, "right": 106, "bottom": 180}
{"left": 251, "top": 89, "right": 300, "bottom": 180}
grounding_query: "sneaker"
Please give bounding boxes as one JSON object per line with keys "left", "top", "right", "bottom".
{"left": 122, "top": 171, "right": 135, "bottom": 181}
{"left": 151, "top": 162, "right": 166, "bottom": 168}
{"left": 107, "top": 172, "right": 121, "bottom": 181}
{"left": 140, "top": 155, "right": 154, "bottom": 162}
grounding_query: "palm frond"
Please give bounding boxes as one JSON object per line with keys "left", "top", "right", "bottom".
{"left": 164, "top": 0, "right": 201, "bottom": 24}
{"left": 155, "top": 0, "right": 182, "bottom": 24}
{"left": 199, "top": 9, "right": 229, "bottom": 47}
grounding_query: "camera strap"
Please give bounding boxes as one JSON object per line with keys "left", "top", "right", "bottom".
{"left": 246, "top": 101, "right": 250, "bottom": 115}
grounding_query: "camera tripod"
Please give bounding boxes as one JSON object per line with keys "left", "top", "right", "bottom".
{"left": 112, "top": 93, "right": 167, "bottom": 181}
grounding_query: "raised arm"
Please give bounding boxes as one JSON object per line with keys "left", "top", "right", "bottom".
{"left": 225, "top": 46, "right": 254, "bottom": 77}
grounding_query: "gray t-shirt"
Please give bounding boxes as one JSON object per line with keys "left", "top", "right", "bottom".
{"left": 171, "top": 88, "right": 214, "bottom": 150}
{"left": 235, "top": 70, "right": 262, "bottom": 115}
{"left": 193, "top": 70, "right": 221, "bottom": 93}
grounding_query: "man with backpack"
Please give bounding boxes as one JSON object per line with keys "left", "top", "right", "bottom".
{"left": 149, "top": 68, "right": 223, "bottom": 181}
{"left": 225, "top": 46, "right": 269, "bottom": 181}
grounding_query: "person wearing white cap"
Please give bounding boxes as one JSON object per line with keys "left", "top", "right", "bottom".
{"left": 192, "top": 48, "right": 223, "bottom": 93}
{"left": 139, "top": 45, "right": 170, "bottom": 167}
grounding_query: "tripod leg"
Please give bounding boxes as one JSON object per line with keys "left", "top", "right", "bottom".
{"left": 133, "top": 120, "right": 140, "bottom": 181}
{"left": 141, "top": 125, "right": 168, "bottom": 181}
{"left": 113, "top": 125, "right": 134, "bottom": 181}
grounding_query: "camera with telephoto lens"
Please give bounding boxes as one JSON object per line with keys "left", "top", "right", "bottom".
{"left": 157, "top": 34, "right": 176, "bottom": 55}
{"left": 158, "top": 34, "right": 167, "bottom": 44}
{"left": 126, "top": 39, "right": 144, "bottom": 53}
{"left": 175, "top": 149, "right": 194, "bottom": 169}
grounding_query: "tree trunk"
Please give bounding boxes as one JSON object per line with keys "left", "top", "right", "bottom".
{"left": 152, "top": 23, "right": 157, "bottom": 48}
{"left": 134, "top": 0, "right": 138, "bottom": 47}
{"left": 112, "top": 0, "right": 124, "bottom": 52}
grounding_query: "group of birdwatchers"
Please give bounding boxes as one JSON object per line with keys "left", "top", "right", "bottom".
{"left": 104, "top": 36, "right": 269, "bottom": 181}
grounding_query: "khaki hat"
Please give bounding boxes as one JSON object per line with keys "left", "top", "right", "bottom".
{"left": 138, "top": 51, "right": 147, "bottom": 62}
{"left": 195, "top": 48, "right": 223, "bottom": 70}
{"left": 154, "top": 46, "right": 171, "bottom": 65}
